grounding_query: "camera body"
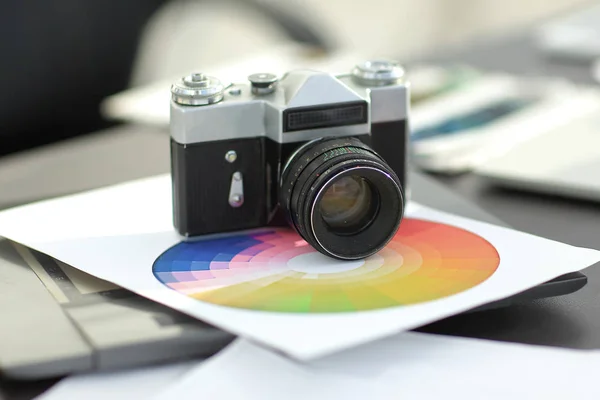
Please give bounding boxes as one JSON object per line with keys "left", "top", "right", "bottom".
{"left": 169, "top": 60, "right": 409, "bottom": 246}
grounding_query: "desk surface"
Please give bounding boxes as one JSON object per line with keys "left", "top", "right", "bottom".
{"left": 2, "top": 31, "right": 600, "bottom": 399}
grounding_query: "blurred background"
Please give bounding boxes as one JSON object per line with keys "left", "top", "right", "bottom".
{"left": 0, "top": 0, "right": 595, "bottom": 156}
{"left": 3, "top": 3, "right": 600, "bottom": 396}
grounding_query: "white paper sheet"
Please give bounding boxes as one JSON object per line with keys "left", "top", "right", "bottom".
{"left": 36, "top": 361, "right": 194, "bottom": 400}
{"left": 0, "top": 174, "right": 598, "bottom": 360}
{"left": 155, "top": 334, "right": 600, "bottom": 400}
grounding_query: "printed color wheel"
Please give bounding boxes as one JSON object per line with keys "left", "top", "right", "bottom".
{"left": 153, "top": 218, "right": 500, "bottom": 313}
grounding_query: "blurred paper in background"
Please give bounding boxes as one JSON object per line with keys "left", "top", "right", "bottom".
{"left": 157, "top": 333, "right": 600, "bottom": 400}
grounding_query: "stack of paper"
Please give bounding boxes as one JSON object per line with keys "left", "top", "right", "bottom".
{"left": 0, "top": 174, "right": 598, "bottom": 360}
{"left": 38, "top": 333, "right": 600, "bottom": 400}
{"left": 0, "top": 174, "right": 597, "bottom": 398}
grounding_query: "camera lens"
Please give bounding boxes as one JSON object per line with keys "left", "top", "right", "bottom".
{"left": 280, "top": 137, "right": 404, "bottom": 260}
{"left": 319, "top": 175, "right": 378, "bottom": 235}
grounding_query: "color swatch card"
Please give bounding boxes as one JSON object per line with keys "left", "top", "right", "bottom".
{"left": 0, "top": 174, "right": 598, "bottom": 360}
{"left": 152, "top": 218, "right": 499, "bottom": 313}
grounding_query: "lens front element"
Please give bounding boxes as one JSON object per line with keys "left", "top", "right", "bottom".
{"left": 319, "top": 175, "right": 379, "bottom": 235}
{"left": 280, "top": 137, "right": 404, "bottom": 260}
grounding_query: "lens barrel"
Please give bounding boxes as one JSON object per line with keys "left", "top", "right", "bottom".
{"left": 280, "top": 137, "right": 405, "bottom": 260}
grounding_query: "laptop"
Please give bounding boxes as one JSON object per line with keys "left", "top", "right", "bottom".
{"left": 474, "top": 110, "right": 600, "bottom": 203}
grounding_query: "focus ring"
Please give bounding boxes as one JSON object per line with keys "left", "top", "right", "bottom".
{"left": 279, "top": 137, "right": 404, "bottom": 259}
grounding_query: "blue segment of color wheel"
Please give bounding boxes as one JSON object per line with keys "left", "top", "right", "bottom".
{"left": 153, "top": 232, "right": 274, "bottom": 273}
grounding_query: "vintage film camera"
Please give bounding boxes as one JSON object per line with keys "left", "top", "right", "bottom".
{"left": 169, "top": 60, "right": 409, "bottom": 260}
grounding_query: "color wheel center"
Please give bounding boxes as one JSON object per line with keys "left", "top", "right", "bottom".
{"left": 287, "top": 252, "right": 365, "bottom": 274}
